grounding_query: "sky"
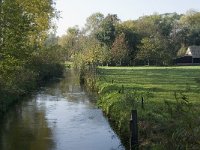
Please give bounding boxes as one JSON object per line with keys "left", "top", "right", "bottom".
{"left": 55, "top": 0, "right": 200, "bottom": 36}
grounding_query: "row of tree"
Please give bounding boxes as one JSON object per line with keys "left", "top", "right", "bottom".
{"left": 58, "top": 10, "right": 200, "bottom": 66}
{"left": 0, "top": 0, "right": 65, "bottom": 114}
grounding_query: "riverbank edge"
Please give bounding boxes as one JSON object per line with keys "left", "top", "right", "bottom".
{"left": 82, "top": 66, "right": 200, "bottom": 150}
{"left": 0, "top": 64, "right": 65, "bottom": 118}
{"left": 81, "top": 68, "right": 130, "bottom": 149}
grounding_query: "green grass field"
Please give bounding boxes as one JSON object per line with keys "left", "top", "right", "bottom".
{"left": 98, "top": 66, "right": 200, "bottom": 102}
{"left": 96, "top": 66, "right": 200, "bottom": 149}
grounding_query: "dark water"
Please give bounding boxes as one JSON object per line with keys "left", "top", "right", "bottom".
{"left": 0, "top": 70, "right": 124, "bottom": 150}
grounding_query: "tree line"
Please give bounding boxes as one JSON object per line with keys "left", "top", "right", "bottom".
{"left": 58, "top": 10, "right": 200, "bottom": 67}
{"left": 0, "top": 0, "right": 65, "bottom": 114}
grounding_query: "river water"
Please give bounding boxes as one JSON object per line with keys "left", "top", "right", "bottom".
{"left": 0, "top": 70, "right": 124, "bottom": 150}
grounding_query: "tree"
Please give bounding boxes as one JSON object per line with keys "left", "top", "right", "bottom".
{"left": 16, "top": 0, "right": 56, "bottom": 46}
{"left": 44, "top": 32, "right": 58, "bottom": 47}
{"left": 0, "top": 0, "right": 62, "bottom": 114}
{"left": 177, "top": 11, "right": 200, "bottom": 46}
{"left": 95, "top": 14, "right": 119, "bottom": 48}
{"left": 58, "top": 26, "right": 81, "bottom": 60}
{"left": 111, "top": 33, "right": 128, "bottom": 65}
{"left": 115, "top": 21, "right": 140, "bottom": 65}
{"left": 84, "top": 12, "right": 104, "bottom": 37}
{"left": 136, "top": 14, "right": 161, "bottom": 38}
{"left": 1, "top": 0, "right": 32, "bottom": 60}
{"left": 137, "top": 36, "right": 164, "bottom": 65}
{"left": 1, "top": 0, "right": 56, "bottom": 59}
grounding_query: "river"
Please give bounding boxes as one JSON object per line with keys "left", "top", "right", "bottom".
{"left": 0, "top": 70, "right": 124, "bottom": 150}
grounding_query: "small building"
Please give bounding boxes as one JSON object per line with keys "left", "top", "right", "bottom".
{"left": 175, "top": 46, "right": 200, "bottom": 65}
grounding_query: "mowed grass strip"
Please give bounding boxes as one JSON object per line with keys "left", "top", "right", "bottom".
{"left": 98, "top": 66, "right": 200, "bottom": 102}
{"left": 96, "top": 66, "right": 200, "bottom": 149}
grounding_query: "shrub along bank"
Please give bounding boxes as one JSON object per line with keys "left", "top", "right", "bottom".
{"left": 0, "top": 46, "right": 65, "bottom": 116}
{"left": 94, "top": 66, "right": 200, "bottom": 149}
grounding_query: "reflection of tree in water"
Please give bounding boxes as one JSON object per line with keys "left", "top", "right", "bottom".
{"left": 43, "top": 70, "right": 82, "bottom": 97}
{"left": 59, "top": 69, "right": 82, "bottom": 94}
{"left": 0, "top": 100, "right": 55, "bottom": 150}
{"left": 45, "top": 70, "right": 87, "bottom": 103}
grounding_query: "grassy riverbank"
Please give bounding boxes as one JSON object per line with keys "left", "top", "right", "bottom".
{"left": 96, "top": 66, "right": 200, "bottom": 149}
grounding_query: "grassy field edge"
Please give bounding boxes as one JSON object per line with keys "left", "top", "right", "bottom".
{"left": 95, "top": 66, "right": 200, "bottom": 149}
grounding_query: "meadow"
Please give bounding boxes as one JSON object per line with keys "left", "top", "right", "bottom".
{"left": 96, "top": 66, "right": 200, "bottom": 149}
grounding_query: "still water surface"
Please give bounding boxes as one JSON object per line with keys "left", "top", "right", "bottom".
{"left": 0, "top": 70, "right": 124, "bottom": 150}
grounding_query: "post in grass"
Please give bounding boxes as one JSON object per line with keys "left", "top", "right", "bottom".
{"left": 130, "top": 110, "right": 139, "bottom": 150}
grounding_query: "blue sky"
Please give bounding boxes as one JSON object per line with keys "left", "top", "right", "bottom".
{"left": 55, "top": 0, "right": 200, "bottom": 36}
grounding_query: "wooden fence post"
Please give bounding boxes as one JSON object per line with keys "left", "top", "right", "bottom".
{"left": 141, "top": 97, "right": 144, "bottom": 109}
{"left": 130, "top": 110, "right": 139, "bottom": 150}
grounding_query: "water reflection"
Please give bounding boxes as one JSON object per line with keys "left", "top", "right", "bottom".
{"left": 0, "top": 100, "right": 55, "bottom": 150}
{"left": 0, "top": 69, "right": 124, "bottom": 150}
